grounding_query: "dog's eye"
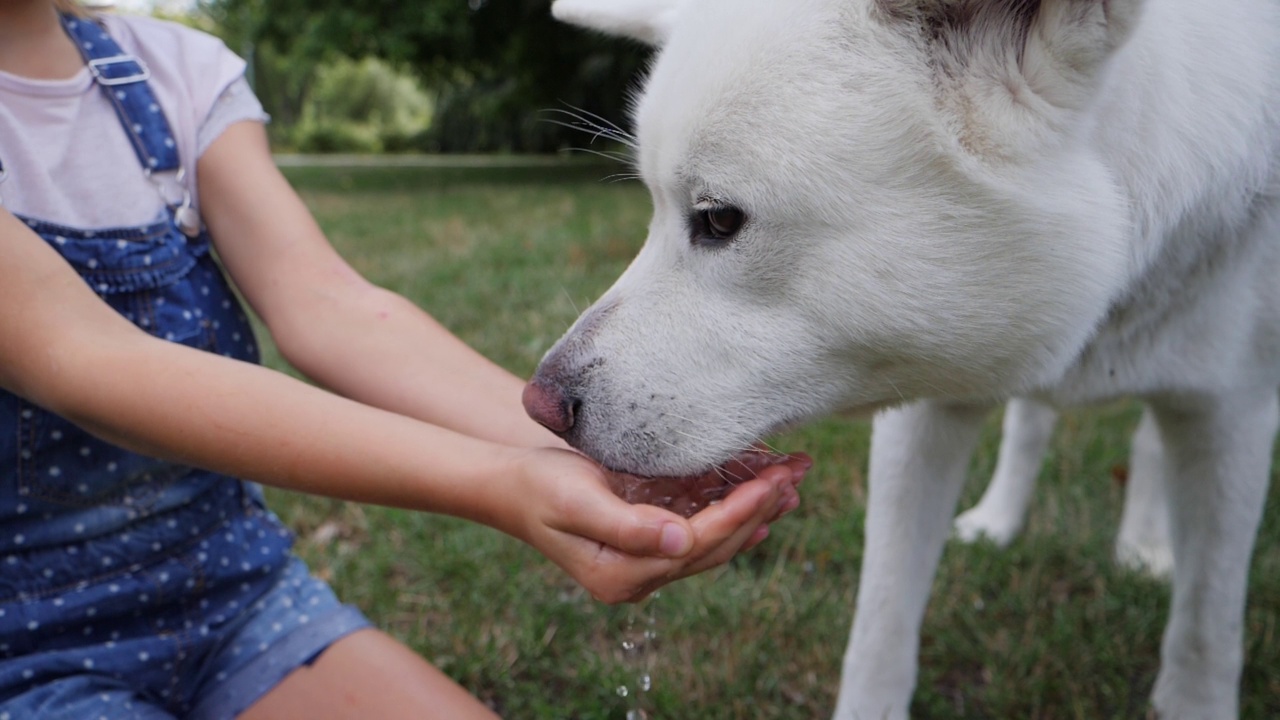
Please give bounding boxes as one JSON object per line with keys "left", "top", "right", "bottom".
{"left": 691, "top": 205, "right": 746, "bottom": 247}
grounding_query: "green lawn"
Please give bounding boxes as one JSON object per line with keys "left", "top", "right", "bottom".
{"left": 262, "top": 162, "right": 1280, "bottom": 719}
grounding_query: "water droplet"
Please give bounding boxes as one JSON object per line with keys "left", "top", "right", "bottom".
{"left": 616, "top": 593, "right": 661, "bottom": 718}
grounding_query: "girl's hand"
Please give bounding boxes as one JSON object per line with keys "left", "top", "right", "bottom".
{"left": 502, "top": 448, "right": 810, "bottom": 604}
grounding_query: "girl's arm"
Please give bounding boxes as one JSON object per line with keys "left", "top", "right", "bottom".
{"left": 0, "top": 207, "right": 521, "bottom": 514}
{"left": 197, "top": 121, "right": 558, "bottom": 449}
{"left": 0, "top": 208, "right": 804, "bottom": 602}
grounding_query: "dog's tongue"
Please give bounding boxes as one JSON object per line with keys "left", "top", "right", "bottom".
{"left": 605, "top": 451, "right": 790, "bottom": 518}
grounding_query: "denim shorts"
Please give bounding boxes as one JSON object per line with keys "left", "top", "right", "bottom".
{"left": 0, "top": 492, "right": 370, "bottom": 720}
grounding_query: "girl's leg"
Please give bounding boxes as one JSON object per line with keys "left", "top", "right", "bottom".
{"left": 239, "top": 629, "right": 500, "bottom": 720}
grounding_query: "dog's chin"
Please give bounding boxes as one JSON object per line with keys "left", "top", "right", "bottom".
{"left": 605, "top": 450, "right": 792, "bottom": 519}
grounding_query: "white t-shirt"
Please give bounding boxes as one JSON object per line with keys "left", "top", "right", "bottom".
{"left": 0, "top": 14, "right": 268, "bottom": 230}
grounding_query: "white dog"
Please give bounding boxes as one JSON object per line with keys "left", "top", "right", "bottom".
{"left": 955, "top": 397, "right": 1175, "bottom": 577}
{"left": 528, "top": 1, "right": 1280, "bottom": 717}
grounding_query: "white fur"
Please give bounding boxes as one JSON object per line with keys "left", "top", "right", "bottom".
{"left": 540, "top": 0, "right": 1280, "bottom": 716}
{"left": 552, "top": 0, "right": 684, "bottom": 44}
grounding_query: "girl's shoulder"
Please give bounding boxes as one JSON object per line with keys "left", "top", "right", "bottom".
{"left": 93, "top": 13, "right": 249, "bottom": 133}
{"left": 100, "top": 14, "right": 239, "bottom": 67}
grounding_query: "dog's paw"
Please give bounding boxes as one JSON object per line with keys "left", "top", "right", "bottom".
{"left": 831, "top": 703, "right": 910, "bottom": 720}
{"left": 952, "top": 504, "right": 1022, "bottom": 547}
{"left": 1115, "top": 538, "right": 1174, "bottom": 580}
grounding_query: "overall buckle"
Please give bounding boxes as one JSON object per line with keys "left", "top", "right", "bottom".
{"left": 87, "top": 55, "right": 151, "bottom": 86}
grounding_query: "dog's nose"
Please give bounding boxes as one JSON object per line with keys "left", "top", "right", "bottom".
{"left": 522, "top": 379, "right": 578, "bottom": 433}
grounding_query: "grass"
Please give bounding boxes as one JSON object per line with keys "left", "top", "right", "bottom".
{"left": 260, "top": 161, "right": 1280, "bottom": 719}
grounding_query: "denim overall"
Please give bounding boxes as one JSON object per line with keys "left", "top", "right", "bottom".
{"left": 0, "top": 17, "right": 367, "bottom": 720}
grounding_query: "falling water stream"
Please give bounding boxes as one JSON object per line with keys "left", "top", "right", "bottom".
{"left": 615, "top": 591, "right": 660, "bottom": 719}
{"left": 605, "top": 450, "right": 794, "bottom": 717}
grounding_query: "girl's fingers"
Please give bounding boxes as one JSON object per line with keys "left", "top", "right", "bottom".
{"left": 741, "top": 524, "right": 771, "bottom": 552}
{"left": 548, "top": 466, "right": 698, "bottom": 559}
{"left": 675, "top": 475, "right": 786, "bottom": 577}
{"left": 537, "top": 450, "right": 809, "bottom": 603}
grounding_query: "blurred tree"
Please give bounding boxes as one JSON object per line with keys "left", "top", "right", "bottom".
{"left": 199, "top": 0, "right": 651, "bottom": 153}
{"left": 291, "top": 56, "right": 435, "bottom": 153}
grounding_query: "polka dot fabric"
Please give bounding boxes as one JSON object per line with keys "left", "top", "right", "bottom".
{"left": 0, "top": 488, "right": 368, "bottom": 719}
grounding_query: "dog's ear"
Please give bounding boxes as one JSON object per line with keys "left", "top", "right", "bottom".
{"left": 551, "top": 0, "right": 686, "bottom": 46}
{"left": 1022, "top": 0, "right": 1145, "bottom": 108}
{"left": 877, "top": 0, "right": 1145, "bottom": 110}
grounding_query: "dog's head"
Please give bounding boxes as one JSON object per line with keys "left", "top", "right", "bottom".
{"left": 528, "top": 0, "right": 1139, "bottom": 475}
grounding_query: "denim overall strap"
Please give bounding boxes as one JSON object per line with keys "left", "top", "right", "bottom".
{"left": 0, "top": 18, "right": 271, "bottom": 558}
{"left": 59, "top": 14, "right": 180, "bottom": 173}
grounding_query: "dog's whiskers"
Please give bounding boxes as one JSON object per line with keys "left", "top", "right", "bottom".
{"left": 558, "top": 285, "right": 582, "bottom": 316}
{"left": 601, "top": 172, "right": 641, "bottom": 184}
{"left": 550, "top": 104, "right": 638, "bottom": 147}
{"left": 710, "top": 464, "right": 733, "bottom": 483}
{"left": 750, "top": 439, "right": 787, "bottom": 458}
{"left": 887, "top": 378, "right": 907, "bottom": 403}
{"left": 540, "top": 117, "right": 631, "bottom": 148}
{"left": 554, "top": 145, "right": 635, "bottom": 166}
{"left": 540, "top": 107, "right": 642, "bottom": 184}
{"left": 541, "top": 108, "right": 638, "bottom": 151}
{"left": 659, "top": 410, "right": 789, "bottom": 467}
{"left": 915, "top": 376, "right": 964, "bottom": 402}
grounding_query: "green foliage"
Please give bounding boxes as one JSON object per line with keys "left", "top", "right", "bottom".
{"left": 199, "top": 0, "right": 649, "bottom": 152}
{"left": 308, "top": 56, "right": 431, "bottom": 132}
{"left": 291, "top": 56, "right": 433, "bottom": 153}
{"left": 244, "top": 39, "right": 314, "bottom": 137}
{"left": 254, "top": 163, "right": 1280, "bottom": 719}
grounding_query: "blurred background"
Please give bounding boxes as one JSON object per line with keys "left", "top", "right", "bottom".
{"left": 113, "top": 0, "right": 648, "bottom": 154}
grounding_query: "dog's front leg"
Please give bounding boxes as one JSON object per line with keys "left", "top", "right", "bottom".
{"left": 1150, "top": 390, "right": 1278, "bottom": 719}
{"left": 833, "top": 400, "right": 990, "bottom": 720}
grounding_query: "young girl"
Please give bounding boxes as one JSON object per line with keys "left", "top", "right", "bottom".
{"left": 0, "top": 1, "right": 808, "bottom": 718}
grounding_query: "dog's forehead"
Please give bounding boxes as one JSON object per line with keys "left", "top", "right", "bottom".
{"left": 632, "top": 0, "right": 919, "bottom": 187}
